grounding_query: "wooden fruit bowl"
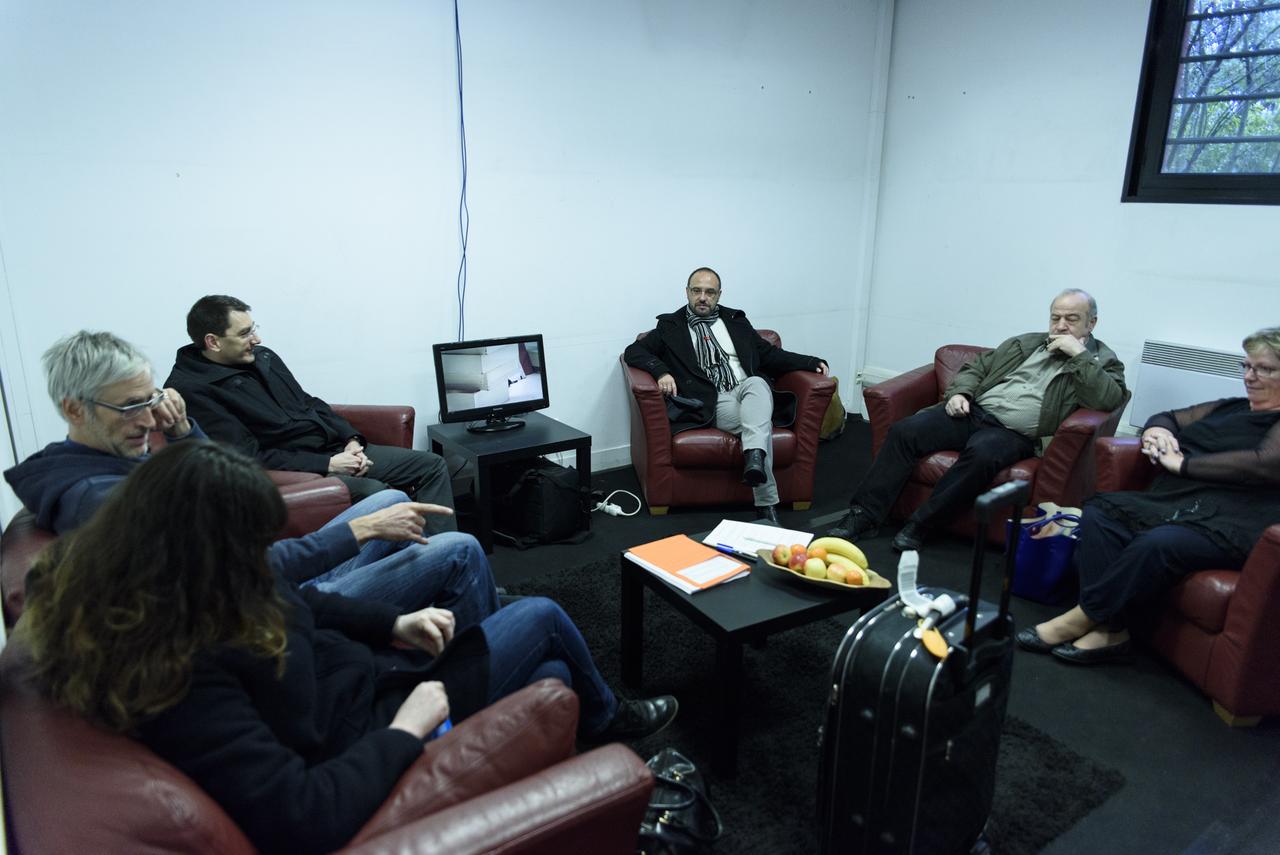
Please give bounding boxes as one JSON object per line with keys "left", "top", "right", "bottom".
{"left": 755, "top": 549, "right": 891, "bottom": 594}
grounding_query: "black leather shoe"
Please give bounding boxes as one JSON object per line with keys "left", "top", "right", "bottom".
{"left": 742, "top": 448, "right": 767, "bottom": 487}
{"left": 756, "top": 504, "right": 780, "bottom": 525}
{"left": 1050, "top": 640, "right": 1132, "bottom": 666}
{"left": 585, "top": 695, "right": 679, "bottom": 743}
{"left": 825, "top": 505, "right": 879, "bottom": 540}
{"left": 892, "top": 521, "right": 925, "bottom": 551}
{"left": 1015, "top": 626, "right": 1055, "bottom": 654}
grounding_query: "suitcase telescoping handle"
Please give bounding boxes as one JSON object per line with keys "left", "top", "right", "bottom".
{"left": 964, "top": 479, "right": 1032, "bottom": 644}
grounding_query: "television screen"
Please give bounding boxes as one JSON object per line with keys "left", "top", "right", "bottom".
{"left": 432, "top": 334, "right": 549, "bottom": 432}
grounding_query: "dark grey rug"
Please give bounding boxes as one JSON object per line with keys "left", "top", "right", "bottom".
{"left": 509, "top": 557, "right": 1126, "bottom": 855}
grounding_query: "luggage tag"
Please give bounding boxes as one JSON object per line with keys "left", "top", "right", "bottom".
{"left": 897, "top": 551, "right": 956, "bottom": 661}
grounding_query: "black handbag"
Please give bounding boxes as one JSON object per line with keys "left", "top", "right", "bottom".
{"left": 637, "top": 748, "right": 723, "bottom": 854}
{"left": 489, "top": 457, "right": 592, "bottom": 549}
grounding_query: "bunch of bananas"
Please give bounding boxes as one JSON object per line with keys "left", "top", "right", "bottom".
{"left": 807, "top": 536, "right": 869, "bottom": 570}
{"left": 774, "top": 536, "right": 872, "bottom": 585}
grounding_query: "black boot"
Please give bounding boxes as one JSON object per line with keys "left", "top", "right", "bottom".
{"left": 892, "top": 520, "right": 925, "bottom": 551}
{"left": 583, "top": 695, "right": 679, "bottom": 744}
{"left": 825, "top": 504, "right": 879, "bottom": 540}
{"left": 756, "top": 504, "right": 780, "bottom": 525}
{"left": 742, "top": 448, "right": 767, "bottom": 487}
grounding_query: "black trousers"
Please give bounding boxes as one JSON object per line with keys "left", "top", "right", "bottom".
{"left": 1075, "top": 505, "right": 1240, "bottom": 626}
{"left": 852, "top": 403, "right": 1034, "bottom": 528}
{"left": 334, "top": 444, "right": 457, "bottom": 535}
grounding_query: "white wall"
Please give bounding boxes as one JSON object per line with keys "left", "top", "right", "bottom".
{"left": 864, "top": 0, "right": 1280, "bottom": 399}
{"left": 0, "top": 0, "right": 887, "bottom": 517}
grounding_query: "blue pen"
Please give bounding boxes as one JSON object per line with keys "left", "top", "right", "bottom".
{"left": 714, "top": 543, "right": 757, "bottom": 562}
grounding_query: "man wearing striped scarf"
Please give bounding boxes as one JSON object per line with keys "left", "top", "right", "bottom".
{"left": 624, "top": 267, "right": 828, "bottom": 523}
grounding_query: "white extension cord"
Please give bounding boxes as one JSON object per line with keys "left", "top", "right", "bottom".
{"left": 593, "top": 489, "right": 641, "bottom": 517}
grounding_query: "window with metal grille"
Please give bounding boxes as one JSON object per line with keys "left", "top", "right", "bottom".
{"left": 1123, "top": 0, "right": 1280, "bottom": 204}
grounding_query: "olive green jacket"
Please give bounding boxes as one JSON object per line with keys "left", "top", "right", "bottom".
{"left": 943, "top": 332, "right": 1127, "bottom": 449}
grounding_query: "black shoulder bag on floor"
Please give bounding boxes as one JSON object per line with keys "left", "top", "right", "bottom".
{"left": 637, "top": 748, "right": 723, "bottom": 854}
{"left": 491, "top": 457, "right": 592, "bottom": 549}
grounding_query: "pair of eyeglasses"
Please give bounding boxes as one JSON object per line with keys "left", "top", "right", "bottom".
{"left": 1239, "top": 361, "right": 1279, "bottom": 379}
{"left": 89, "top": 389, "right": 167, "bottom": 420}
{"left": 231, "top": 323, "right": 261, "bottom": 341}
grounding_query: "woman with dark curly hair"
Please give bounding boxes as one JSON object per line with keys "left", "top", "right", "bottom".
{"left": 1018, "top": 327, "right": 1280, "bottom": 665}
{"left": 14, "top": 440, "right": 675, "bottom": 854}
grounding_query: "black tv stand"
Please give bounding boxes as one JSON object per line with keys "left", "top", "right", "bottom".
{"left": 466, "top": 416, "right": 525, "bottom": 434}
{"left": 429, "top": 412, "right": 592, "bottom": 553}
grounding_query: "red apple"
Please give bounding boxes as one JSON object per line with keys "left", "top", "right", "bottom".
{"left": 789, "top": 550, "right": 808, "bottom": 570}
{"left": 772, "top": 544, "right": 791, "bottom": 566}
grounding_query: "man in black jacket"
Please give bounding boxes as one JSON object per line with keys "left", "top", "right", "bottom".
{"left": 166, "top": 295, "right": 455, "bottom": 530}
{"left": 623, "top": 267, "right": 828, "bottom": 523}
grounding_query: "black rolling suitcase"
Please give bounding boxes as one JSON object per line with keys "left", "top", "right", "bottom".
{"left": 817, "top": 480, "right": 1030, "bottom": 855}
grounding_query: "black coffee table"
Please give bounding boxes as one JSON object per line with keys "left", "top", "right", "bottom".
{"left": 619, "top": 543, "right": 889, "bottom": 775}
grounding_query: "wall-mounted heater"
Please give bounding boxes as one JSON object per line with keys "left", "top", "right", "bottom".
{"left": 1128, "top": 340, "right": 1242, "bottom": 429}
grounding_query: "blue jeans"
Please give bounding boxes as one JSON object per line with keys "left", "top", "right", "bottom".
{"left": 305, "top": 490, "right": 500, "bottom": 632}
{"left": 481, "top": 597, "right": 619, "bottom": 735}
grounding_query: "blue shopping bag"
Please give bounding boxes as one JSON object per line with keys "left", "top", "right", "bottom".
{"left": 1008, "top": 505, "right": 1081, "bottom": 604}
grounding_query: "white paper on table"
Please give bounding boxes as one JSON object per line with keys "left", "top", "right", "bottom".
{"left": 702, "top": 519, "right": 814, "bottom": 555}
{"left": 680, "top": 555, "right": 743, "bottom": 584}
{"left": 624, "top": 553, "right": 750, "bottom": 595}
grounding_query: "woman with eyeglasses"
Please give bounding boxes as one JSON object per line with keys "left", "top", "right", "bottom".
{"left": 1017, "top": 326, "right": 1280, "bottom": 665}
{"left": 10, "top": 440, "right": 676, "bottom": 854}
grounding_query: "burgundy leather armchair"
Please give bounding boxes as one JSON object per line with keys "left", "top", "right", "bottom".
{"left": 0, "top": 647, "right": 654, "bottom": 854}
{"left": 864, "top": 344, "right": 1127, "bottom": 544}
{"left": 265, "top": 403, "right": 418, "bottom": 521}
{"left": 176, "top": 402, "right": 418, "bottom": 524}
{"left": 333, "top": 403, "right": 417, "bottom": 449}
{"left": 1096, "top": 437, "right": 1280, "bottom": 726}
{"left": 621, "top": 330, "right": 836, "bottom": 514}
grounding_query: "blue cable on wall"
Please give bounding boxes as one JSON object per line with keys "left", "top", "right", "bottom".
{"left": 453, "top": 0, "right": 470, "bottom": 342}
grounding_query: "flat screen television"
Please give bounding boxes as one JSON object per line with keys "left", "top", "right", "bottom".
{"left": 432, "top": 334, "right": 549, "bottom": 433}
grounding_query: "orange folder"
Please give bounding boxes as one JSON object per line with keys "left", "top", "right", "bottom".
{"left": 625, "top": 534, "right": 749, "bottom": 593}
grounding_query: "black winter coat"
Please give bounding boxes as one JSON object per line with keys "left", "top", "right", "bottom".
{"left": 166, "top": 345, "right": 362, "bottom": 473}
{"left": 623, "top": 304, "right": 823, "bottom": 434}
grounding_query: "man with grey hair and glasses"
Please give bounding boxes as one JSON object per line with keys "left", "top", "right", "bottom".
{"left": 4, "top": 331, "right": 500, "bottom": 630}
{"left": 827, "top": 289, "right": 1127, "bottom": 551}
